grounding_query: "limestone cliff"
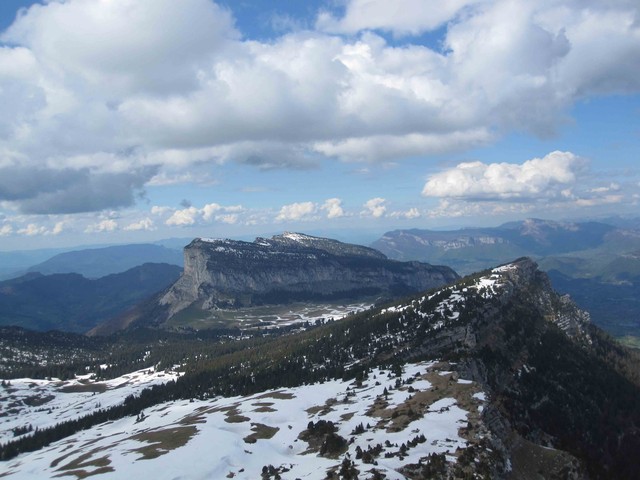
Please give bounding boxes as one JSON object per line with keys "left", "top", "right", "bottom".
{"left": 159, "top": 232, "right": 459, "bottom": 316}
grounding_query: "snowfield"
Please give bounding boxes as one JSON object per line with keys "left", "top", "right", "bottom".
{"left": 1, "top": 361, "right": 487, "bottom": 479}
{"left": 0, "top": 368, "right": 183, "bottom": 445}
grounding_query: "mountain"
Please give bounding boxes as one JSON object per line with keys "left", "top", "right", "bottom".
{"left": 372, "top": 218, "right": 640, "bottom": 339}
{"left": 26, "top": 243, "right": 183, "bottom": 279}
{"left": 371, "top": 218, "right": 624, "bottom": 274}
{"left": 0, "top": 247, "right": 77, "bottom": 281}
{"left": 0, "top": 263, "right": 182, "bottom": 333}
{"left": 142, "top": 232, "right": 459, "bottom": 328}
{"left": 2, "top": 258, "right": 639, "bottom": 478}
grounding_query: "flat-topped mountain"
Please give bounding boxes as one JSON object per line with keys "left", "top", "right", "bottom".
{"left": 150, "top": 232, "right": 459, "bottom": 325}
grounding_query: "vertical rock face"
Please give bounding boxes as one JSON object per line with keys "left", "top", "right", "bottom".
{"left": 159, "top": 233, "right": 459, "bottom": 316}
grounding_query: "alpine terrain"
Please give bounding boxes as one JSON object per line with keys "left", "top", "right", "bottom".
{"left": 102, "top": 232, "right": 459, "bottom": 333}
{"left": 372, "top": 218, "right": 640, "bottom": 340}
{"left": 1, "top": 258, "right": 639, "bottom": 479}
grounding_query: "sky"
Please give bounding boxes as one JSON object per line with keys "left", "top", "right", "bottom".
{"left": 0, "top": 0, "right": 639, "bottom": 250}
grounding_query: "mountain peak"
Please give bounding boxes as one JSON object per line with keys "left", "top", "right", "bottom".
{"left": 152, "top": 233, "right": 458, "bottom": 325}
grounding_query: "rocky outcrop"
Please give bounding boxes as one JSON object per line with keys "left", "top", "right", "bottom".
{"left": 159, "top": 232, "right": 459, "bottom": 316}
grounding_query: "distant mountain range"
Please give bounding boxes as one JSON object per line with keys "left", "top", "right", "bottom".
{"left": 371, "top": 218, "right": 640, "bottom": 339}
{"left": 0, "top": 263, "right": 182, "bottom": 333}
{"left": 25, "top": 243, "right": 184, "bottom": 278}
{"left": 371, "top": 218, "right": 637, "bottom": 274}
{"left": 0, "top": 240, "right": 191, "bottom": 281}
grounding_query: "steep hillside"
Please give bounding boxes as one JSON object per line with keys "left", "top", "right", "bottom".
{"left": 0, "top": 263, "right": 182, "bottom": 333}
{"left": 2, "top": 258, "right": 639, "bottom": 478}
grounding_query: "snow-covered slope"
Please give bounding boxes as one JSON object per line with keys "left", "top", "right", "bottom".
{"left": 1, "top": 361, "right": 487, "bottom": 479}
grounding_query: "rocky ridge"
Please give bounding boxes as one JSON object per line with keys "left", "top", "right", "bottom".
{"left": 159, "top": 232, "right": 459, "bottom": 318}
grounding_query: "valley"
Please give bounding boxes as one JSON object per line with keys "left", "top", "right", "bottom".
{"left": 165, "top": 301, "right": 373, "bottom": 331}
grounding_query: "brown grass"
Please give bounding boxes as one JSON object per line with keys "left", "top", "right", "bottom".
{"left": 53, "top": 448, "right": 113, "bottom": 479}
{"left": 305, "top": 397, "right": 337, "bottom": 417}
{"left": 224, "top": 406, "right": 250, "bottom": 423}
{"left": 130, "top": 426, "right": 198, "bottom": 460}
{"left": 53, "top": 466, "right": 114, "bottom": 479}
{"left": 243, "top": 423, "right": 280, "bottom": 444}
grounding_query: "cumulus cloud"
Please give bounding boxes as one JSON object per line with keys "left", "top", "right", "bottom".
{"left": 275, "top": 202, "right": 317, "bottom": 221}
{"left": 0, "top": 223, "right": 14, "bottom": 236}
{"left": 215, "top": 214, "right": 239, "bottom": 224}
{"left": 390, "top": 207, "right": 421, "bottom": 219}
{"left": 51, "top": 221, "right": 66, "bottom": 235}
{"left": 161, "top": 203, "right": 245, "bottom": 227}
{"left": 18, "top": 223, "right": 48, "bottom": 236}
{"left": 4, "top": 0, "right": 237, "bottom": 96}
{"left": 0, "top": 0, "right": 639, "bottom": 216}
{"left": 85, "top": 219, "right": 118, "bottom": 233}
{"left": 124, "top": 217, "right": 155, "bottom": 231}
{"left": 422, "top": 151, "right": 587, "bottom": 200}
{"left": 321, "top": 198, "right": 345, "bottom": 219}
{"left": 150, "top": 206, "right": 172, "bottom": 216}
{"left": 166, "top": 206, "right": 199, "bottom": 226}
{"left": 361, "top": 198, "right": 387, "bottom": 218}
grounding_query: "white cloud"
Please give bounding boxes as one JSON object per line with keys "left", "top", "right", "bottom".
{"left": 276, "top": 202, "right": 317, "bottom": 221}
{"left": 317, "top": 0, "right": 482, "bottom": 36}
{"left": 201, "top": 203, "right": 223, "bottom": 221}
{"left": 84, "top": 219, "right": 118, "bottom": 233}
{"left": 314, "top": 130, "right": 493, "bottom": 162}
{"left": 0, "top": 224, "right": 13, "bottom": 236}
{"left": 124, "top": 217, "right": 155, "bottom": 231}
{"left": 51, "top": 221, "right": 66, "bottom": 235}
{"left": 422, "top": 151, "right": 587, "bottom": 200}
{"left": 4, "top": 0, "right": 237, "bottom": 96}
{"left": 390, "top": 207, "right": 421, "bottom": 219}
{"left": 18, "top": 223, "right": 47, "bottom": 236}
{"left": 0, "top": 0, "right": 639, "bottom": 215}
{"left": 361, "top": 197, "right": 387, "bottom": 218}
{"left": 160, "top": 203, "right": 246, "bottom": 226}
{"left": 575, "top": 195, "right": 624, "bottom": 207}
{"left": 151, "top": 206, "right": 173, "bottom": 216}
{"left": 590, "top": 183, "right": 620, "bottom": 194}
{"left": 165, "top": 206, "right": 199, "bottom": 226}
{"left": 215, "top": 214, "right": 239, "bottom": 224}
{"left": 321, "top": 198, "right": 345, "bottom": 219}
